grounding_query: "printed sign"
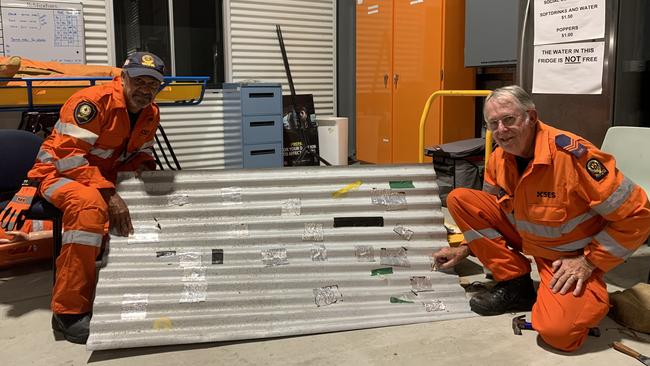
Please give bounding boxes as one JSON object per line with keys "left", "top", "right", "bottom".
{"left": 532, "top": 41, "right": 604, "bottom": 94}
{"left": 534, "top": 0, "right": 605, "bottom": 45}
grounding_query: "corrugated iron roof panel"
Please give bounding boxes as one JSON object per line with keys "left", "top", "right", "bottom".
{"left": 87, "top": 164, "right": 476, "bottom": 350}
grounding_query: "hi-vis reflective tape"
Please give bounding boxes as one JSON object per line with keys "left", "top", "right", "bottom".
{"left": 331, "top": 180, "right": 363, "bottom": 198}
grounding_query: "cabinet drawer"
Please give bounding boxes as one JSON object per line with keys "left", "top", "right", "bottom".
{"left": 243, "top": 143, "right": 283, "bottom": 168}
{"left": 242, "top": 115, "right": 282, "bottom": 145}
{"left": 241, "top": 87, "right": 282, "bottom": 115}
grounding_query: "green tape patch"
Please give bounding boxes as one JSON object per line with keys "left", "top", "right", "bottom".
{"left": 389, "top": 180, "right": 414, "bottom": 189}
{"left": 390, "top": 296, "right": 414, "bottom": 304}
{"left": 371, "top": 267, "right": 393, "bottom": 276}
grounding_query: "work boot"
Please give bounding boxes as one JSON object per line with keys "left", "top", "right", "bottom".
{"left": 51, "top": 313, "right": 91, "bottom": 344}
{"left": 469, "top": 274, "right": 536, "bottom": 316}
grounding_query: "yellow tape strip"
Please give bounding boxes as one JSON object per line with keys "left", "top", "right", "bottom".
{"left": 153, "top": 317, "right": 173, "bottom": 330}
{"left": 331, "top": 180, "right": 363, "bottom": 198}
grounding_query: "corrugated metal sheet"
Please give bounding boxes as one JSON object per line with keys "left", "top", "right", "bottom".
{"left": 226, "top": 0, "right": 336, "bottom": 116}
{"left": 87, "top": 164, "right": 476, "bottom": 351}
{"left": 156, "top": 90, "right": 243, "bottom": 170}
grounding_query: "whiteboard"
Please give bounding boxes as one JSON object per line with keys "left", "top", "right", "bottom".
{"left": 1, "top": 0, "right": 85, "bottom": 63}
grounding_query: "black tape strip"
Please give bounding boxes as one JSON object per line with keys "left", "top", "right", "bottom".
{"left": 156, "top": 250, "right": 176, "bottom": 258}
{"left": 333, "top": 217, "right": 384, "bottom": 228}
{"left": 212, "top": 249, "right": 224, "bottom": 264}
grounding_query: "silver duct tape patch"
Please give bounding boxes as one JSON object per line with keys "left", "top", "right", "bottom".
{"left": 221, "top": 187, "right": 242, "bottom": 205}
{"left": 168, "top": 194, "right": 190, "bottom": 206}
{"left": 410, "top": 276, "right": 433, "bottom": 291}
{"left": 261, "top": 248, "right": 289, "bottom": 266}
{"left": 380, "top": 247, "right": 410, "bottom": 267}
{"left": 393, "top": 225, "right": 414, "bottom": 240}
{"left": 182, "top": 267, "right": 207, "bottom": 282}
{"left": 227, "top": 223, "right": 249, "bottom": 238}
{"left": 354, "top": 245, "right": 376, "bottom": 262}
{"left": 281, "top": 198, "right": 301, "bottom": 216}
{"left": 127, "top": 231, "right": 160, "bottom": 244}
{"left": 370, "top": 189, "right": 408, "bottom": 211}
{"left": 311, "top": 244, "right": 328, "bottom": 261}
{"left": 121, "top": 293, "right": 148, "bottom": 320}
{"left": 313, "top": 285, "right": 342, "bottom": 307}
{"left": 422, "top": 299, "right": 447, "bottom": 312}
{"left": 179, "top": 282, "right": 207, "bottom": 303}
{"left": 303, "top": 223, "right": 323, "bottom": 242}
{"left": 179, "top": 252, "right": 202, "bottom": 268}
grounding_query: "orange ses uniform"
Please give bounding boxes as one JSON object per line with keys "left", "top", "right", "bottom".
{"left": 448, "top": 122, "right": 650, "bottom": 351}
{"left": 27, "top": 77, "right": 159, "bottom": 314}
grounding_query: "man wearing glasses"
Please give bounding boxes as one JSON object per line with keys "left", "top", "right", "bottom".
{"left": 432, "top": 85, "right": 650, "bottom": 352}
{"left": 8, "top": 52, "right": 164, "bottom": 344}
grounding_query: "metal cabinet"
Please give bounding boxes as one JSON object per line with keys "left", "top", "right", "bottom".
{"left": 356, "top": 0, "right": 475, "bottom": 164}
{"left": 223, "top": 83, "right": 283, "bottom": 168}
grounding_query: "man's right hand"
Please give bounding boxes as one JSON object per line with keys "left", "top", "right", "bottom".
{"left": 431, "top": 245, "right": 471, "bottom": 270}
{"left": 100, "top": 189, "right": 133, "bottom": 237}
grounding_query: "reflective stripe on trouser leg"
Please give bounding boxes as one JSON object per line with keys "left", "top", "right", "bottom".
{"left": 531, "top": 257, "right": 608, "bottom": 352}
{"left": 446, "top": 188, "right": 531, "bottom": 281}
{"left": 40, "top": 177, "right": 108, "bottom": 314}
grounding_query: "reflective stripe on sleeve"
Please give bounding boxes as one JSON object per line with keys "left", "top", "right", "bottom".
{"left": 62, "top": 230, "right": 103, "bottom": 247}
{"left": 594, "top": 230, "right": 634, "bottom": 259}
{"left": 592, "top": 177, "right": 635, "bottom": 216}
{"left": 140, "top": 140, "right": 155, "bottom": 149}
{"left": 89, "top": 147, "right": 115, "bottom": 159}
{"left": 54, "top": 155, "right": 88, "bottom": 173}
{"left": 44, "top": 178, "right": 75, "bottom": 202}
{"left": 54, "top": 120, "right": 99, "bottom": 145}
{"left": 37, "top": 149, "right": 55, "bottom": 163}
{"left": 462, "top": 228, "right": 503, "bottom": 243}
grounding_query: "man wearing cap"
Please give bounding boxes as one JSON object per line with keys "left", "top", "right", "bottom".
{"left": 24, "top": 52, "right": 165, "bottom": 344}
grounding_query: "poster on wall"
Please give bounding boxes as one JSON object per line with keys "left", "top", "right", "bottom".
{"left": 0, "top": 0, "right": 85, "bottom": 63}
{"left": 532, "top": 41, "right": 604, "bottom": 94}
{"left": 534, "top": 0, "right": 605, "bottom": 45}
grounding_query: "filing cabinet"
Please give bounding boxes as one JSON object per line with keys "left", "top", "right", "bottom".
{"left": 223, "top": 83, "right": 283, "bottom": 168}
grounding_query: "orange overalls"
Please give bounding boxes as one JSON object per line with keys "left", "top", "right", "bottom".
{"left": 27, "top": 77, "right": 160, "bottom": 314}
{"left": 448, "top": 122, "right": 650, "bottom": 351}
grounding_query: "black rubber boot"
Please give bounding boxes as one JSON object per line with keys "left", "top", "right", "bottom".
{"left": 469, "top": 274, "right": 536, "bottom": 316}
{"left": 52, "top": 313, "right": 91, "bottom": 344}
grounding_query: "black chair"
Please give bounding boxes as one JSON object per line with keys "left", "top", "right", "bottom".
{"left": 0, "top": 129, "right": 62, "bottom": 282}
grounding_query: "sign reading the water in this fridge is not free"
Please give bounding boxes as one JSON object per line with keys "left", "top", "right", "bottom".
{"left": 532, "top": 41, "right": 604, "bottom": 94}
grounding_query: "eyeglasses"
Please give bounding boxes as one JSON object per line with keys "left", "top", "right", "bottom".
{"left": 129, "top": 76, "right": 162, "bottom": 90}
{"left": 485, "top": 114, "right": 522, "bottom": 131}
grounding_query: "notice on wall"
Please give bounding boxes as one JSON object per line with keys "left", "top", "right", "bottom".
{"left": 532, "top": 41, "right": 604, "bottom": 94}
{"left": 0, "top": 0, "right": 85, "bottom": 63}
{"left": 534, "top": 0, "right": 605, "bottom": 45}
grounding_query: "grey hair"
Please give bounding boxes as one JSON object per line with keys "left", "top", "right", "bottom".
{"left": 483, "top": 85, "right": 536, "bottom": 121}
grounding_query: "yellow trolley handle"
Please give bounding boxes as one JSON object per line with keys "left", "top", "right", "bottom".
{"left": 418, "top": 90, "right": 492, "bottom": 164}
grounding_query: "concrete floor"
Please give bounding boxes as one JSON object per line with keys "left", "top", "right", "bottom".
{"left": 1, "top": 247, "right": 649, "bottom": 366}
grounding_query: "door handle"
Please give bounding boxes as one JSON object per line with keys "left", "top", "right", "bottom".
{"left": 384, "top": 73, "right": 389, "bottom": 88}
{"left": 393, "top": 74, "right": 399, "bottom": 88}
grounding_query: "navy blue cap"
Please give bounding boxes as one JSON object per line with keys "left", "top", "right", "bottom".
{"left": 122, "top": 52, "right": 165, "bottom": 82}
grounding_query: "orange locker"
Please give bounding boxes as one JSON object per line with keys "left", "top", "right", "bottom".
{"left": 356, "top": 0, "right": 475, "bottom": 164}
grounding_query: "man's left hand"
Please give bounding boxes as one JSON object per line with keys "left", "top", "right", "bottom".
{"left": 550, "top": 255, "right": 596, "bottom": 296}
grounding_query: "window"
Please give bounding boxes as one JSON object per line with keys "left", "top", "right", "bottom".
{"left": 113, "top": 0, "right": 224, "bottom": 86}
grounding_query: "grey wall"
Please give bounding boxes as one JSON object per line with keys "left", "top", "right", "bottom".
{"left": 337, "top": 0, "right": 355, "bottom": 160}
{"left": 0, "top": 112, "right": 21, "bottom": 129}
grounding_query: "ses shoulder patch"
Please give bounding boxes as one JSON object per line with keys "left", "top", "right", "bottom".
{"left": 586, "top": 158, "right": 609, "bottom": 181}
{"left": 74, "top": 101, "right": 97, "bottom": 125}
{"left": 555, "top": 134, "right": 587, "bottom": 159}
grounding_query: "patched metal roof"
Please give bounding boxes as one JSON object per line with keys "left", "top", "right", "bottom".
{"left": 87, "top": 164, "right": 476, "bottom": 350}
